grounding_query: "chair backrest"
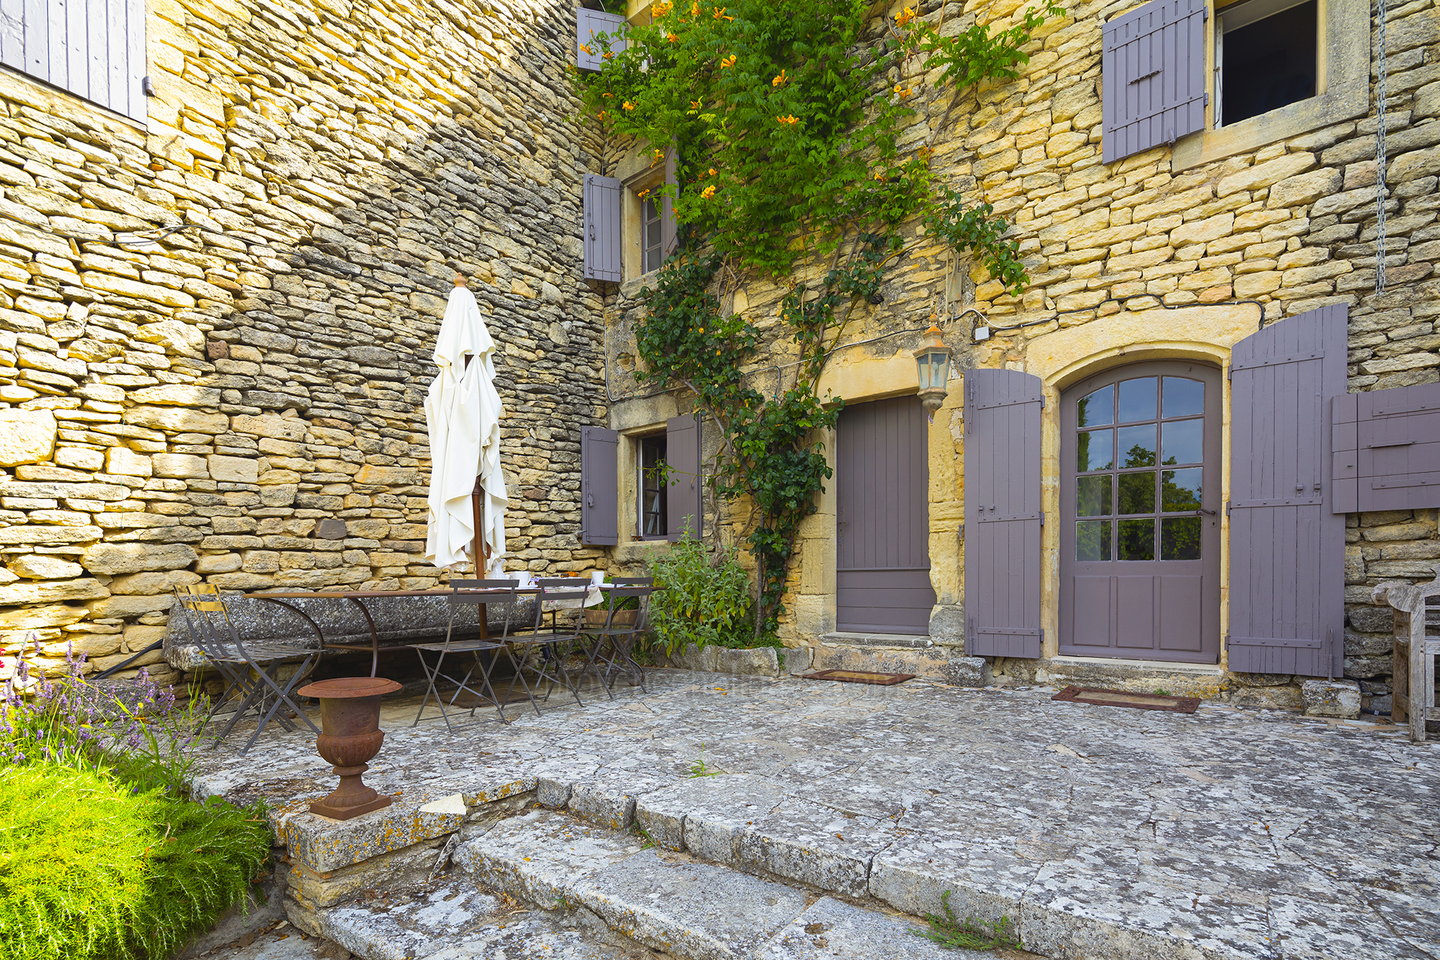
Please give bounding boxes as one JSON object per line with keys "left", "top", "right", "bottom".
{"left": 534, "top": 576, "right": 583, "bottom": 587}
{"left": 609, "top": 576, "right": 654, "bottom": 586}
{"left": 530, "top": 585, "right": 590, "bottom": 632}
{"left": 174, "top": 584, "right": 242, "bottom": 656}
{"left": 595, "top": 584, "right": 654, "bottom": 633}
{"left": 447, "top": 579, "right": 521, "bottom": 640}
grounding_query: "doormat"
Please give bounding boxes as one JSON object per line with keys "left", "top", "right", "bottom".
{"left": 1052, "top": 686, "right": 1200, "bottom": 713}
{"left": 800, "top": 669, "right": 915, "bottom": 686}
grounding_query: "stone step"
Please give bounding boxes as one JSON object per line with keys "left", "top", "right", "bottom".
{"left": 810, "top": 633, "right": 988, "bottom": 685}
{"left": 454, "top": 808, "right": 996, "bottom": 960}
{"left": 540, "top": 773, "right": 1280, "bottom": 960}
{"left": 291, "top": 871, "right": 659, "bottom": 960}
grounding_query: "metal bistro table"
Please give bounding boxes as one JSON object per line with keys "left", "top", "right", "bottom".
{"left": 249, "top": 584, "right": 607, "bottom": 677}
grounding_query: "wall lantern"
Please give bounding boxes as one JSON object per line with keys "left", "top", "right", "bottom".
{"left": 913, "top": 324, "right": 951, "bottom": 416}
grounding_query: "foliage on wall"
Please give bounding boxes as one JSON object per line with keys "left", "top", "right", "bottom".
{"left": 581, "top": 0, "right": 1060, "bottom": 640}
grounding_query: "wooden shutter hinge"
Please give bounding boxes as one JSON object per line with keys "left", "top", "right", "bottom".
{"left": 1038, "top": 510, "right": 1045, "bottom": 526}
{"left": 142, "top": 76, "right": 156, "bottom": 97}
{"left": 957, "top": 522, "right": 964, "bottom": 541}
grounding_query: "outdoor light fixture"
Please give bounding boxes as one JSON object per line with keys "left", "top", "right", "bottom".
{"left": 913, "top": 324, "right": 951, "bottom": 416}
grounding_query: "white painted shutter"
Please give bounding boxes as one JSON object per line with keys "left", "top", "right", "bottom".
{"left": 0, "top": 0, "right": 147, "bottom": 121}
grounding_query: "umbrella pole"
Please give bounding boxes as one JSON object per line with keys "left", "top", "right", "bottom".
{"left": 472, "top": 477, "right": 490, "bottom": 640}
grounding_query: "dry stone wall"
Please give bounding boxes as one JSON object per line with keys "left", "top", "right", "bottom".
{"left": 603, "top": 0, "right": 1439, "bottom": 711}
{"left": 0, "top": 0, "right": 607, "bottom": 681}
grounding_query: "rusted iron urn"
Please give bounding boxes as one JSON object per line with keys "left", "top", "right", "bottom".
{"left": 296, "top": 676, "right": 403, "bottom": 821}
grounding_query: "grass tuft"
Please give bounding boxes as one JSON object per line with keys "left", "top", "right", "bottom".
{"left": 916, "top": 891, "right": 1026, "bottom": 952}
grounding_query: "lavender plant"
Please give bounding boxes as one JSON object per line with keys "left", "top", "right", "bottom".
{"left": 0, "top": 634, "right": 207, "bottom": 793}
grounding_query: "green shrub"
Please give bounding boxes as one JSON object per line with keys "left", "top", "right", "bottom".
{"left": 646, "top": 533, "right": 757, "bottom": 654}
{"left": 0, "top": 643, "right": 272, "bottom": 960}
{"left": 0, "top": 764, "right": 157, "bottom": 960}
{"left": 0, "top": 762, "right": 272, "bottom": 960}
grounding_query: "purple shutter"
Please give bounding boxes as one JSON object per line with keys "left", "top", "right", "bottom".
{"left": 665, "top": 414, "right": 702, "bottom": 540}
{"left": 964, "top": 369, "right": 1044, "bottom": 658}
{"left": 581, "top": 426, "right": 619, "bottom": 546}
{"left": 577, "top": 8, "right": 626, "bottom": 72}
{"left": 1102, "top": 0, "right": 1206, "bottom": 163}
{"left": 583, "top": 174, "right": 622, "bottom": 282}
{"left": 1229, "top": 305, "right": 1347, "bottom": 678}
{"left": 1332, "top": 382, "right": 1440, "bottom": 514}
{"left": 661, "top": 149, "right": 679, "bottom": 261}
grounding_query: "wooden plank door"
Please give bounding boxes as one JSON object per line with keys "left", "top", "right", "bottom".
{"left": 835, "top": 397, "right": 935, "bottom": 635}
{"left": 964, "top": 368, "right": 1045, "bottom": 658}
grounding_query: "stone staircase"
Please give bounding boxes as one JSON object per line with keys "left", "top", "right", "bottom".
{"left": 295, "top": 805, "right": 1003, "bottom": 960}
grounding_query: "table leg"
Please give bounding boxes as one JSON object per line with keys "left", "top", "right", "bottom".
{"left": 345, "top": 598, "right": 383, "bottom": 678}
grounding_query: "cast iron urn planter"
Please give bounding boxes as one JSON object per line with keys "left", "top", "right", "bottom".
{"left": 295, "top": 676, "right": 403, "bottom": 820}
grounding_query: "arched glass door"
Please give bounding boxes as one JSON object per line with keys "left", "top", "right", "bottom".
{"left": 1059, "top": 362, "right": 1222, "bottom": 663}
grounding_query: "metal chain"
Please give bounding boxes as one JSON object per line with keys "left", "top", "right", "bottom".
{"left": 1376, "top": 0, "right": 1389, "bottom": 294}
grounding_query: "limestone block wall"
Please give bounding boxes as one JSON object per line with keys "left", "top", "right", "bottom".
{"left": 0, "top": 0, "right": 607, "bottom": 681}
{"left": 601, "top": 0, "right": 1439, "bottom": 709}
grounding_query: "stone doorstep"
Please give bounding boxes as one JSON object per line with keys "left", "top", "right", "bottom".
{"left": 453, "top": 808, "right": 1002, "bottom": 960}
{"left": 809, "top": 635, "right": 990, "bottom": 686}
{"left": 820, "top": 632, "right": 944, "bottom": 650}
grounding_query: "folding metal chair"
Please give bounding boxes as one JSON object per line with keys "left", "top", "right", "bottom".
{"left": 581, "top": 585, "right": 653, "bottom": 697}
{"left": 506, "top": 584, "right": 589, "bottom": 714}
{"left": 412, "top": 579, "right": 517, "bottom": 731}
{"left": 173, "top": 585, "right": 321, "bottom": 753}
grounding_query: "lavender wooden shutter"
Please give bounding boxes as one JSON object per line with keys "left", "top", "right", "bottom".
{"left": 583, "top": 173, "right": 622, "bottom": 282}
{"left": 1, "top": 0, "right": 146, "bottom": 120}
{"left": 581, "top": 426, "right": 619, "bottom": 546}
{"left": 665, "top": 414, "right": 702, "bottom": 540}
{"left": 1332, "top": 382, "right": 1440, "bottom": 513}
{"left": 964, "top": 369, "right": 1044, "bottom": 658}
{"left": 1102, "top": 0, "right": 1206, "bottom": 163}
{"left": 661, "top": 149, "right": 679, "bottom": 261}
{"left": 577, "top": 7, "right": 626, "bottom": 72}
{"left": 1229, "top": 305, "right": 1347, "bottom": 678}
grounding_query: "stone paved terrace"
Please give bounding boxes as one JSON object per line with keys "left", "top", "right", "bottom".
{"left": 191, "top": 670, "right": 1440, "bottom": 960}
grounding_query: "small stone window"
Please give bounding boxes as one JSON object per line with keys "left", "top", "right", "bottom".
{"left": 637, "top": 433, "right": 669, "bottom": 538}
{"left": 1215, "top": 0, "right": 1318, "bottom": 127}
{"left": 639, "top": 190, "right": 665, "bottom": 275}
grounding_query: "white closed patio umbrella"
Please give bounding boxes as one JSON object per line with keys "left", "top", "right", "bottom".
{"left": 424, "top": 277, "right": 507, "bottom": 575}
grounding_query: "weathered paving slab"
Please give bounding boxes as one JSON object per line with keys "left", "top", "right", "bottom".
{"left": 193, "top": 670, "right": 1440, "bottom": 960}
{"left": 754, "top": 896, "right": 1000, "bottom": 960}
{"left": 578, "top": 848, "right": 814, "bottom": 959}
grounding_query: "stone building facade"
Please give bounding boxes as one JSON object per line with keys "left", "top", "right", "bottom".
{"left": 0, "top": 0, "right": 607, "bottom": 681}
{"left": 593, "top": 0, "right": 1440, "bottom": 714}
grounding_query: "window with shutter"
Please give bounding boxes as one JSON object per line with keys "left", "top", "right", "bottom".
{"left": 0, "top": 0, "right": 148, "bottom": 121}
{"left": 583, "top": 173, "right": 623, "bottom": 283}
{"left": 577, "top": 7, "right": 627, "bottom": 72}
{"left": 581, "top": 426, "right": 620, "bottom": 546}
{"left": 665, "top": 414, "right": 702, "bottom": 540}
{"left": 964, "top": 368, "right": 1044, "bottom": 658}
{"left": 1332, "top": 382, "right": 1440, "bottom": 514}
{"left": 1228, "top": 304, "right": 1346, "bottom": 678}
{"left": 1101, "top": 0, "right": 1206, "bottom": 163}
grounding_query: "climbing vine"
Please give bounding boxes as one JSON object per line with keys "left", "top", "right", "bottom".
{"left": 582, "top": 0, "right": 1061, "bottom": 641}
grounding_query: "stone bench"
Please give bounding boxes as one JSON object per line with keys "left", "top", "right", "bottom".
{"left": 163, "top": 592, "right": 538, "bottom": 672}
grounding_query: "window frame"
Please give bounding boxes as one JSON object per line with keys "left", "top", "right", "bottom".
{"left": 1171, "top": 0, "right": 1370, "bottom": 170}
{"left": 1213, "top": 0, "right": 1319, "bottom": 129}
{"left": 635, "top": 431, "right": 669, "bottom": 540}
